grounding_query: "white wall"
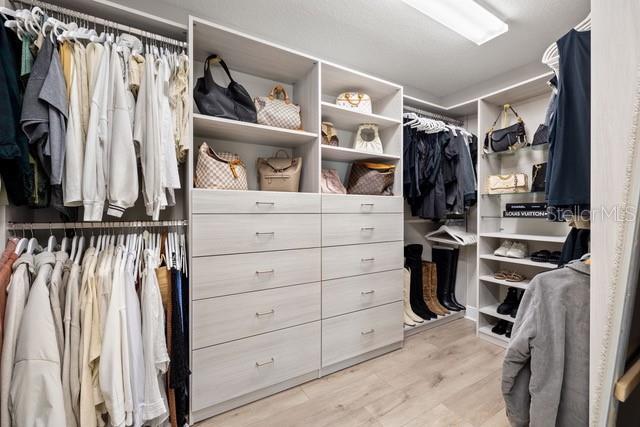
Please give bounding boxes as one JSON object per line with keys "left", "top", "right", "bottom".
{"left": 591, "top": 1, "right": 640, "bottom": 425}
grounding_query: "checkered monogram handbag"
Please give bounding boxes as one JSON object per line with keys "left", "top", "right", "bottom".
{"left": 194, "top": 142, "right": 248, "bottom": 190}
{"left": 254, "top": 85, "right": 302, "bottom": 130}
{"left": 347, "top": 162, "right": 395, "bottom": 195}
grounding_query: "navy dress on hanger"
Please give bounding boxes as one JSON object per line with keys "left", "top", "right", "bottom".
{"left": 546, "top": 29, "right": 591, "bottom": 211}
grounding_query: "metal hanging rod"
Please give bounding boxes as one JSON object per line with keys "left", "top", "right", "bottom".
{"left": 403, "top": 105, "right": 465, "bottom": 127}
{"left": 6, "top": 220, "right": 188, "bottom": 231}
{"left": 9, "top": 0, "right": 187, "bottom": 48}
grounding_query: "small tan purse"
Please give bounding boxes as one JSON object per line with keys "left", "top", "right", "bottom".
{"left": 194, "top": 142, "right": 248, "bottom": 190}
{"left": 257, "top": 150, "right": 302, "bottom": 192}
{"left": 486, "top": 173, "right": 529, "bottom": 194}
{"left": 254, "top": 85, "right": 302, "bottom": 130}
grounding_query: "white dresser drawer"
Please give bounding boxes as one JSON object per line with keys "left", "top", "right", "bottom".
{"left": 322, "top": 302, "right": 403, "bottom": 367}
{"left": 322, "top": 241, "right": 403, "bottom": 280}
{"left": 193, "top": 282, "right": 320, "bottom": 348}
{"left": 192, "top": 214, "right": 320, "bottom": 256}
{"left": 322, "top": 213, "right": 402, "bottom": 246}
{"left": 322, "top": 270, "right": 403, "bottom": 318}
{"left": 192, "top": 189, "right": 320, "bottom": 214}
{"left": 321, "top": 194, "right": 403, "bottom": 213}
{"left": 192, "top": 322, "right": 320, "bottom": 411}
{"left": 193, "top": 248, "right": 321, "bottom": 299}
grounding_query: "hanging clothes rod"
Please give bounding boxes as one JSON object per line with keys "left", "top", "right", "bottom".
{"left": 6, "top": 220, "right": 188, "bottom": 231}
{"left": 403, "top": 105, "right": 465, "bottom": 127}
{"left": 9, "top": 0, "right": 187, "bottom": 48}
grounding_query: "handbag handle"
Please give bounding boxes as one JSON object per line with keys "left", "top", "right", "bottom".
{"left": 489, "top": 104, "right": 523, "bottom": 131}
{"left": 203, "top": 54, "right": 235, "bottom": 89}
{"left": 268, "top": 85, "right": 291, "bottom": 104}
{"left": 274, "top": 149, "right": 290, "bottom": 159}
{"left": 342, "top": 92, "right": 364, "bottom": 106}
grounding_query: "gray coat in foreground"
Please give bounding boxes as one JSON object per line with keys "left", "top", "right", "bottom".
{"left": 502, "top": 260, "right": 589, "bottom": 427}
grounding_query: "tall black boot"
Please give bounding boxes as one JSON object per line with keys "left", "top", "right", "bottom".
{"left": 432, "top": 247, "right": 461, "bottom": 312}
{"left": 448, "top": 247, "right": 466, "bottom": 310}
{"left": 404, "top": 245, "right": 436, "bottom": 320}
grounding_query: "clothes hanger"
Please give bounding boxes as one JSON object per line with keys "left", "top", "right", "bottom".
{"left": 26, "top": 225, "right": 40, "bottom": 255}
{"left": 70, "top": 225, "right": 78, "bottom": 261}
{"left": 46, "top": 224, "right": 57, "bottom": 253}
{"left": 13, "top": 225, "right": 28, "bottom": 256}
{"left": 74, "top": 232, "right": 85, "bottom": 265}
{"left": 60, "top": 224, "right": 69, "bottom": 254}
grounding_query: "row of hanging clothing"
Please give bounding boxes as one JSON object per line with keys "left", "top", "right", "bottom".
{"left": 403, "top": 111, "right": 478, "bottom": 220}
{"left": 0, "top": 222, "right": 189, "bottom": 427}
{"left": 0, "top": 2, "right": 190, "bottom": 222}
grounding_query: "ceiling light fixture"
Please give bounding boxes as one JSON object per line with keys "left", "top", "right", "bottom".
{"left": 402, "top": 0, "right": 508, "bottom": 45}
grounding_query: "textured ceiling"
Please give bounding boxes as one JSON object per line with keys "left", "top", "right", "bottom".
{"left": 105, "top": 0, "right": 589, "bottom": 103}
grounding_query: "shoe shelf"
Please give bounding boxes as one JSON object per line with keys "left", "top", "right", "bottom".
{"left": 193, "top": 114, "right": 318, "bottom": 147}
{"left": 479, "top": 275, "right": 529, "bottom": 290}
{"left": 478, "top": 325, "right": 510, "bottom": 346}
{"left": 321, "top": 102, "right": 401, "bottom": 130}
{"left": 479, "top": 254, "right": 558, "bottom": 269}
{"left": 479, "top": 232, "right": 566, "bottom": 244}
{"left": 479, "top": 304, "right": 515, "bottom": 323}
{"left": 404, "top": 311, "right": 465, "bottom": 337}
{"left": 321, "top": 145, "right": 401, "bottom": 162}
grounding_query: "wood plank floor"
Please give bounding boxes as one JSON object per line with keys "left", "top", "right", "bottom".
{"left": 198, "top": 319, "right": 509, "bottom": 427}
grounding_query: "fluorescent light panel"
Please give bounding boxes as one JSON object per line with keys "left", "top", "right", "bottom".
{"left": 402, "top": 0, "right": 508, "bottom": 45}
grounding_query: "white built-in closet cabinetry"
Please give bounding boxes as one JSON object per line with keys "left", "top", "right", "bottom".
{"left": 187, "top": 17, "right": 405, "bottom": 421}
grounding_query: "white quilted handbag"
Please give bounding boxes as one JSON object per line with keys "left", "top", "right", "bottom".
{"left": 195, "top": 142, "right": 248, "bottom": 190}
{"left": 353, "top": 123, "right": 383, "bottom": 154}
{"left": 336, "top": 91, "right": 372, "bottom": 114}
{"left": 254, "top": 85, "right": 302, "bottom": 130}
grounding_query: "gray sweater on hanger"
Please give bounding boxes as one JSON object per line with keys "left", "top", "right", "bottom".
{"left": 502, "top": 260, "right": 589, "bottom": 427}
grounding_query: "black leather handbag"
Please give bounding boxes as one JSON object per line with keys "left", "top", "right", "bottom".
{"left": 532, "top": 124, "right": 549, "bottom": 146}
{"left": 483, "top": 104, "right": 527, "bottom": 153}
{"left": 531, "top": 162, "right": 547, "bottom": 192}
{"left": 194, "top": 55, "right": 257, "bottom": 123}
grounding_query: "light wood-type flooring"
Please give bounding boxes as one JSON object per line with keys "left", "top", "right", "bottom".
{"left": 198, "top": 318, "right": 509, "bottom": 427}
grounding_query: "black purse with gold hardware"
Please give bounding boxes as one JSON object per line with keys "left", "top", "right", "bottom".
{"left": 483, "top": 104, "right": 527, "bottom": 153}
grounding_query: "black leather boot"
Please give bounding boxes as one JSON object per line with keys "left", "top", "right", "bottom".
{"left": 510, "top": 290, "right": 523, "bottom": 318}
{"left": 448, "top": 247, "right": 466, "bottom": 310}
{"left": 491, "top": 320, "right": 509, "bottom": 335}
{"left": 404, "top": 245, "right": 436, "bottom": 320}
{"left": 498, "top": 288, "right": 520, "bottom": 315}
{"left": 432, "top": 247, "right": 461, "bottom": 312}
{"left": 505, "top": 322, "right": 513, "bottom": 338}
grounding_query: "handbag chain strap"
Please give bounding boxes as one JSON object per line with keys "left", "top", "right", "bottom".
{"left": 489, "top": 104, "right": 523, "bottom": 133}
{"left": 343, "top": 93, "right": 364, "bottom": 106}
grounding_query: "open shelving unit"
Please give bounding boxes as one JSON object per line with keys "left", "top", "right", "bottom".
{"left": 475, "top": 74, "right": 568, "bottom": 347}
{"left": 320, "top": 62, "right": 403, "bottom": 197}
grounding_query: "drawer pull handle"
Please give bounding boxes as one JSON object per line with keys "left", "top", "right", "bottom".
{"left": 361, "top": 329, "right": 375, "bottom": 335}
{"left": 361, "top": 290, "right": 375, "bottom": 295}
{"left": 255, "top": 357, "right": 275, "bottom": 368}
{"left": 256, "top": 202, "right": 275, "bottom": 206}
{"left": 361, "top": 227, "right": 375, "bottom": 231}
{"left": 255, "top": 232, "right": 275, "bottom": 236}
{"left": 255, "top": 309, "right": 275, "bottom": 317}
{"left": 256, "top": 269, "right": 275, "bottom": 275}
{"left": 361, "top": 257, "right": 375, "bottom": 262}
{"left": 361, "top": 203, "right": 375, "bottom": 207}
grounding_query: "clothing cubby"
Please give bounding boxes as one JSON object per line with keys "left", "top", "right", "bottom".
{"left": 401, "top": 95, "right": 478, "bottom": 335}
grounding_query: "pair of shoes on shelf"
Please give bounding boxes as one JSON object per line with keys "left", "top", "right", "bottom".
{"left": 491, "top": 320, "right": 513, "bottom": 337}
{"left": 493, "top": 271, "right": 526, "bottom": 282}
{"left": 497, "top": 287, "right": 523, "bottom": 318}
{"left": 530, "top": 250, "right": 561, "bottom": 264}
{"left": 494, "top": 240, "right": 528, "bottom": 259}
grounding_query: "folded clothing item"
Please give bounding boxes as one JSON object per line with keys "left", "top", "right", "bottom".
{"left": 530, "top": 250, "right": 550, "bottom": 263}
